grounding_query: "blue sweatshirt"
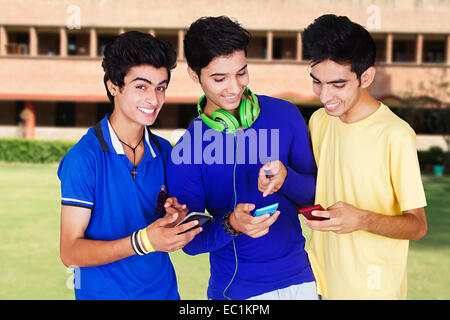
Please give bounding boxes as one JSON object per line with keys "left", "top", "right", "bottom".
{"left": 167, "top": 95, "right": 317, "bottom": 300}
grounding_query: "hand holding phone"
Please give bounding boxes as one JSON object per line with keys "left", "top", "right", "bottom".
{"left": 252, "top": 203, "right": 279, "bottom": 217}
{"left": 298, "top": 205, "right": 329, "bottom": 221}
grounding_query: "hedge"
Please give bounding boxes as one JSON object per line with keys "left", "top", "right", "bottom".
{"left": 0, "top": 138, "right": 75, "bottom": 163}
{"left": 0, "top": 138, "right": 449, "bottom": 170}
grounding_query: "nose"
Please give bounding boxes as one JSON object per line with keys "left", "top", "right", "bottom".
{"left": 145, "top": 88, "right": 158, "bottom": 106}
{"left": 319, "top": 85, "right": 331, "bottom": 104}
{"left": 228, "top": 77, "right": 241, "bottom": 94}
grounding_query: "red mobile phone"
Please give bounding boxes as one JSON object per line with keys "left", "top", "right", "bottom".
{"left": 298, "top": 205, "right": 329, "bottom": 221}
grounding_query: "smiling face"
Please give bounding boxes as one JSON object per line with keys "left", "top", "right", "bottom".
{"left": 189, "top": 50, "right": 249, "bottom": 117}
{"left": 309, "top": 59, "right": 376, "bottom": 123}
{"left": 108, "top": 64, "right": 169, "bottom": 127}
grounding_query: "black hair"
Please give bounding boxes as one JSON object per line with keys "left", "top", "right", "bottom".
{"left": 184, "top": 16, "right": 251, "bottom": 77}
{"left": 102, "top": 31, "right": 177, "bottom": 105}
{"left": 302, "top": 14, "right": 376, "bottom": 79}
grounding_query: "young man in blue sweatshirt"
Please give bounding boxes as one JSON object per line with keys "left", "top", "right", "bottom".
{"left": 167, "top": 16, "right": 318, "bottom": 300}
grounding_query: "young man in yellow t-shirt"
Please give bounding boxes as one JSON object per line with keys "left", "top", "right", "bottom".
{"left": 301, "top": 14, "right": 428, "bottom": 299}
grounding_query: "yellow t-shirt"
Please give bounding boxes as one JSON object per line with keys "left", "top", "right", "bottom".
{"left": 307, "top": 103, "right": 427, "bottom": 300}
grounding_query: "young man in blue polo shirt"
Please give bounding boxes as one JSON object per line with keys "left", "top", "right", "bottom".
{"left": 167, "top": 16, "right": 318, "bottom": 300}
{"left": 58, "top": 31, "right": 201, "bottom": 300}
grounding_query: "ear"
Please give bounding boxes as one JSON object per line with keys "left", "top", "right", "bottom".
{"left": 106, "top": 79, "right": 119, "bottom": 97}
{"left": 360, "top": 66, "right": 376, "bottom": 88}
{"left": 187, "top": 66, "right": 200, "bottom": 84}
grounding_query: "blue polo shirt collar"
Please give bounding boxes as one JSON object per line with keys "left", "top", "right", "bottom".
{"left": 99, "top": 115, "right": 156, "bottom": 158}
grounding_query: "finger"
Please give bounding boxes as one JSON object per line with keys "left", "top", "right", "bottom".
{"left": 159, "top": 212, "right": 178, "bottom": 226}
{"left": 236, "top": 203, "right": 255, "bottom": 213}
{"left": 250, "top": 213, "right": 271, "bottom": 224}
{"left": 303, "top": 218, "right": 335, "bottom": 231}
{"left": 164, "top": 197, "right": 175, "bottom": 208}
{"left": 164, "top": 197, "right": 183, "bottom": 208}
{"left": 327, "top": 201, "right": 346, "bottom": 210}
{"left": 179, "top": 225, "right": 203, "bottom": 241}
{"left": 263, "top": 161, "right": 280, "bottom": 175}
{"left": 251, "top": 210, "right": 280, "bottom": 225}
{"left": 245, "top": 203, "right": 255, "bottom": 212}
{"left": 312, "top": 210, "right": 330, "bottom": 218}
{"left": 262, "top": 211, "right": 280, "bottom": 227}
{"left": 263, "top": 180, "right": 277, "bottom": 197}
{"left": 258, "top": 169, "right": 271, "bottom": 186}
{"left": 249, "top": 228, "right": 269, "bottom": 238}
{"left": 174, "top": 219, "right": 199, "bottom": 234}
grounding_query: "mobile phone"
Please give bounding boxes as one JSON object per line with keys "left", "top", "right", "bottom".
{"left": 253, "top": 203, "right": 279, "bottom": 217}
{"left": 298, "top": 205, "right": 329, "bottom": 221}
{"left": 176, "top": 212, "right": 212, "bottom": 234}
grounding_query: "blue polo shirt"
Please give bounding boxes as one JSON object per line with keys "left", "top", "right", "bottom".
{"left": 57, "top": 115, "right": 179, "bottom": 300}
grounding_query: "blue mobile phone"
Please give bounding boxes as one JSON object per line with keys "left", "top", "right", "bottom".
{"left": 252, "top": 203, "right": 279, "bottom": 217}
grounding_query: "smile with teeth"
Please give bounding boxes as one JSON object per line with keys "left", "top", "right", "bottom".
{"left": 325, "top": 101, "right": 341, "bottom": 111}
{"left": 137, "top": 107, "right": 155, "bottom": 115}
{"left": 223, "top": 94, "right": 239, "bottom": 102}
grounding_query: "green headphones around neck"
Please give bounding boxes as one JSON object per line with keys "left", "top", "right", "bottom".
{"left": 197, "top": 87, "right": 260, "bottom": 134}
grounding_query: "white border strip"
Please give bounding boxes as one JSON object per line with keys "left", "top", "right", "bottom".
{"left": 61, "top": 197, "right": 94, "bottom": 206}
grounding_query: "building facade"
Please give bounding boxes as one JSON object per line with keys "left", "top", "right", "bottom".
{"left": 0, "top": 0, "right": 449, "bottom": 149}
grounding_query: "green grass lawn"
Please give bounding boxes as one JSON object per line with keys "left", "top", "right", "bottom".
{"left": 0, "top": 163, "right": 448, "bottom": 300}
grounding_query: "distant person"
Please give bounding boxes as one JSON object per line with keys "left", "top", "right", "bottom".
{"left": 167, "top": 16, "right": 318, "bottom": 300}
{"left": 57, "top": 31, "right": 201, "bottom": 300}
{"left": 302, "top": 14, "right": 428, "bottom": 299}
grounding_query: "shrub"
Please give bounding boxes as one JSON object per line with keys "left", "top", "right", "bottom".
{"left": 0, "top": 138, "right": 75, "bottom": 163}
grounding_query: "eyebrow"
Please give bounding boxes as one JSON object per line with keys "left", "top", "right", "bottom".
{"left": 309, "top": 73, "right": 348, "bottom": 84}
{"left": 130, "top": 77, "right": 169, "bottom": 86}
{"left": 209, "top": 64, "right": 248, "bottom": 77}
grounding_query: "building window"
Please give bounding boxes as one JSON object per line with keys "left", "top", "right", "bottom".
{"left": 97, "top": 103, "right": 113, "bottom": 121}
{"left": 423, "top": 39, "right": 445, "bottom": 63}
{"left": 247, "top": 33, "right": 267, "bottom": 59}
{"left": 55, "top": 102, "right": 75, "bottom": 126}
{"left": 273, "top": 33, "right": 296, "bottom": 60}
{"left": 97, "top": 34, "right": 116, "bottom": 56}
{"left": 393, "top": 38, "right": 416, "bottom": 62}
{"left": 67, "top": 32, "right": 90, "bottom": 56}
{"left": 5, "top": 30, "right": 29, "bottom": 55}
{"left": 372, "top": 34, "right": 386, "bottom": 62}
{"left": 38, "top": 31, "right": 60, "bottom": 56}
{"left": 156, "top": 31, "right": 179, "bottom": 57}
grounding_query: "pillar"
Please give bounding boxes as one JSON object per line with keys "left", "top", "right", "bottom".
{"left": 0, "top": 26, "right": 7, "bottom": 55}
{"left": 296, "top": 31, "right": 302, "bottom": 61}
{"left": 446, "top": 35, "right": 450, "bottom": 64}
{"left": 29, "top": 27, "right": 38, "bottom": 56}
{"left": 267, "top": 31, "right": 273, "bottom": 61}
{"left": 89, "top": 27, "right": 97, "bottom": 57}
{"left": 416, "top": 34, "right": 423, "bottom": 64}
{"left": 60, "top": 27, "right": 68, "bottom": 57}
{"left": 23, "top": 101, "right": 36, "bottom": 139}
{"left": 386, "top": 33, "right": 393, "bottom": 63}
{"left": 178, "top": 29, "right": 184, "bottom": 59}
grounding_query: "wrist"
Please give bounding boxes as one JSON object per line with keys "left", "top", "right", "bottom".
{"left": 358, "top": 209, "right": 371, "bottom": 232}
{"left": 229, "top": 212, "right": 240, "bottom": 232}
{"left": 222, "top": 212, "right": 242, "bottom": 236}
{"left": 130, "top": 228, "right": 155, "bottom": 256}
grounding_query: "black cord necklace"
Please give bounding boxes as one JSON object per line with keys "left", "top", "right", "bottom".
{"left": 118, "top": 133, "right": 144, "bottom": 180}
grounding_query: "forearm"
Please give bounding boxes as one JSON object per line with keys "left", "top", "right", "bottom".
{"left": 183, "top": 212, "right": 234, "bottom": 255}
{"left": 279, "top": 165, "right": 316, "bottom": 205}
{"left": 361, "top": 209, "right": 427, "bottom": 240}
{"left": 61, "top": 236, "right": 135, "bottom": 268}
